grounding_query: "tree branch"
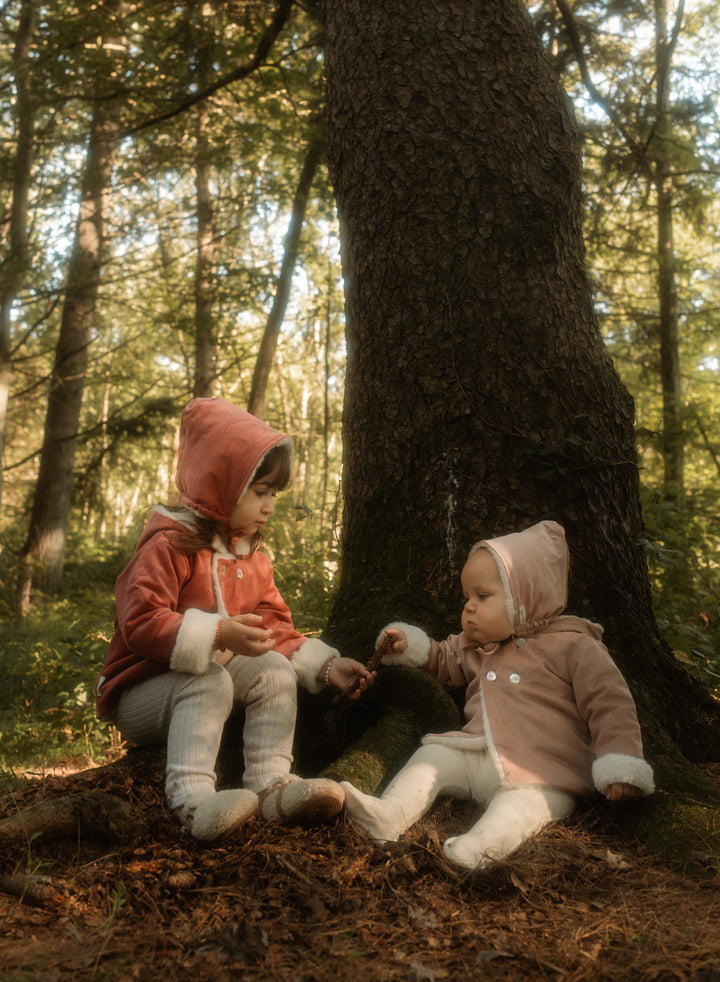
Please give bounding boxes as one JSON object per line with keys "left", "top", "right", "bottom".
{"left": 124, "top": 0, "right": 295, "bottom": 136}
{"left": 554, "top": 0, "right": 651, "bottom": 177}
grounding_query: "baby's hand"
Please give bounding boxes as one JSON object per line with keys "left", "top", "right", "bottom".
{"left": 604, "top": 782, "right": 643, "bottom": 802}
{"left": 221, "top": 613, "right": 275, "bottom": 657}
{"left": 383, "top": 627, "right": 407, "bottom": 655}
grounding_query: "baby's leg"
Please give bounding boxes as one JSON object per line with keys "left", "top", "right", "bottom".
{"left": 443, "top": 786, "right": 576, "bottom": 871}
{"left": 342, "top": 743, "right": 471, "bottom": 843}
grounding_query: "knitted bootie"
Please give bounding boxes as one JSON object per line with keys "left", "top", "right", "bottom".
{"left": 174, "top": 789, "right": 258, "bottom": 842}
{"left": 443, "top": 833, "right": 494, "bottom": 871}
{"left": 340, "top": 781, "right": 407, "bottom": 843}
{"left": 259, "top": 777, "right": 345, "bottom": 825}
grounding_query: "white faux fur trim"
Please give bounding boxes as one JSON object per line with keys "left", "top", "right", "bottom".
{"left": 170, "top": 608, "right": 219, "bottom": 675}
{"left": 380, "top": 622, "right": 431, "bottom": 668}
{"left": 592, "top": 753, "right": 656, "bottom": 796}
{"left": 290, "top": 637, "right": 340, "bottom": 693}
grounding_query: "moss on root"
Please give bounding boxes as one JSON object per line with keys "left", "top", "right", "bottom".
{"left": 370, "top": 665, "right": 462, "bottom": 735}
{"left": 595, "top": 724, "right": 720, "bottom": 869}
{"left": 320, "top": 666, "right": 462, "bottom": 793}
{"left": 321, "top": 708, "right": 423, "bottom": 793}
{"left": 598, "top": 791, "right": 720, "bottom": 870}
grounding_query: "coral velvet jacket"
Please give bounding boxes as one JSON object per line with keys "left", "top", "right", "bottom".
{"left": 96, "top": 396, "right": 334, "bottom": 718}
{"left": 95, "top": 511, "right": 305, "bottom": 718}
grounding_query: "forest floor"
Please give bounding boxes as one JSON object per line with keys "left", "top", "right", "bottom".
{"left": 1, "top": 753, "right": 719, "bottom": 982}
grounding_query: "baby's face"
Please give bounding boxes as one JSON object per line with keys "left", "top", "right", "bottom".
{"left": 460, "top": 549, "right": 513, "bottom": 645}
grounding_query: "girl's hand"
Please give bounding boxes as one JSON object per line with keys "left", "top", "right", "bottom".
{"left": 329, "top": 657, "right": 377, "bottom": 699}
{"left": 221, "top": 613, "right": 275, "bottom": 657}
{"left": 604, "top": 782, "right": 643, "bottom": 802}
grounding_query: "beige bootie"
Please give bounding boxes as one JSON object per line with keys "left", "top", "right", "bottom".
{"left": 174, "top": 788, "right": 258, "bottom": 841}
{"left": 259, "top": 777, "right": 344, "bottom": 825}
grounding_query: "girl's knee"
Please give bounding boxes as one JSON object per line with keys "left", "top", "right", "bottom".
{"left": 178, "top": 663, "right": 234, "bottom": 713}
{"left": 250, "top": 651, "right": 297, "bottom": 696}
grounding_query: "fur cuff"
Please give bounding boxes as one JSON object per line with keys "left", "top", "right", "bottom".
{"left": 170, "top": 608, "right": 218, "bottom": 675}
{"left": 592, "top": 753, "right": 656, "bottom": 797}
{"left": 380, "top": 622, "right": 431, "bottom": 668}
{"left": 290, "top": 637, "right": 340, "bottom": 693}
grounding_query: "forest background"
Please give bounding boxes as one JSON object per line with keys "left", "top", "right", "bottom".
{"left": 0, "top": 0, "right": 718, "bottom": 787}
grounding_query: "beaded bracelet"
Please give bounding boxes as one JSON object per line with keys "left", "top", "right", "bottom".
{"left": 323, "top": 654, "right": 337, "bottom": 687}
{"left": 215, "top": 619, "right": 226, "bottom": 652}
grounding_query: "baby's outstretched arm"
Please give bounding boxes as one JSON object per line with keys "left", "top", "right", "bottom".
{"left": 605, "top": 782, "right": 644, "bottom": 802}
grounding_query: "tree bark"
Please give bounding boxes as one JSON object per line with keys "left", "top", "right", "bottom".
{"left": 193, "top": 100, "right": 216, "bottom": 399}
{"left": 320, "top": 0, "right": 720, "bottom": 775}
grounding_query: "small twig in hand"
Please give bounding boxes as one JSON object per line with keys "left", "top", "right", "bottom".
{"left": 332, "top": 631, "right": 394, "bottom": 704}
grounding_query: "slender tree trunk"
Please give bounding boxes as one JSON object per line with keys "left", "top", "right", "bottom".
{"left": 247, "top": 131, "right": 325, "bottom": 419}
{"left": 193, "top": 99, "right": 216, "bottom": 399}
{"left": 0, "top": 0, "right": 35, "bottom": 514}
{"left": 654, "top": 0, "right": 684, "bottom": 502}
{"left": 321, "top": 0, "right": 720, "bottom": 764}
{"left": 16, "top": 101, "right": 118, "bottom": 614}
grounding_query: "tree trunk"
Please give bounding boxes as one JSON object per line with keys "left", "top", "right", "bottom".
{"left": 16, "top": 100, "right": 118, "bottom": 613}
{"left": 320, "top": 0, "right": 720, "bottom": 777}
{"left": 193, "top": 98, "right": 216, "bottom": 399}
{"left": 653, "top": 0, "right": 684, "bottom": 502}
{"left": 0, "top": 0, "right": 35, "bottom": 514}
{"left": 246, "top": 130, "right": 325, "bottom": 419}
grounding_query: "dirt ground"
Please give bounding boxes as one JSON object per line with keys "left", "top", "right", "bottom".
{"left": 1, "top": 753, "right": 719, "bottom": 982}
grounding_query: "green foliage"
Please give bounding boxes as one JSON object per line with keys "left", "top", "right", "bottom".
{"left": 640, "top": 487, "right": 720, "bottom": 697}
{"left": 0, "top": 612, "right": 114, "bottom": 789}
{"left": 0, "top": 535, "right": 120, "bottom": 789}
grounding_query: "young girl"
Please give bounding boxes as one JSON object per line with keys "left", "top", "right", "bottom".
{"left": 96, "top": 396, "right": 374, "bottom": 841}
{"left": 341, "top": 520, "right": 655, "bottom": 871}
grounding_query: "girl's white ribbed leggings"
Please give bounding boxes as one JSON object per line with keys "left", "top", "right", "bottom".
{"left": 113, "top": 651, "right": 297, "bottom": 809}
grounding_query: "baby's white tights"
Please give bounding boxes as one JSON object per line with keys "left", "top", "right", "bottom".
{"left": 341, "top": 741, "right": 575, "bottom": 871}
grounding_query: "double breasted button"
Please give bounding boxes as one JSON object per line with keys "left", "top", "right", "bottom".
{"left": 236, "top": 568, "right": 243, "bottom": 579}
{"left": 219, "top": 564, "right": 226, "bottom": 576}
{"left": 486, "top": 670, "right": 497, "bottom": 682}
{"left": 509, "top": 673, "right": 521, "bottom": 684}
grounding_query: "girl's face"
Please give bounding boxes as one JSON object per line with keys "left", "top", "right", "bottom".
{"left": 460, "top": 549, "right": 513, "bottom": 644}
{"left": 229, "top": 470, "right": 280, "bottom": 532}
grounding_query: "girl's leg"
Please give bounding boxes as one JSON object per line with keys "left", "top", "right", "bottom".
{"left": 115, "top": 664, "right": 258, "bottom": 840}
{"left": 443, "top": 786, "right": 576, "bottom": 871}
{"left": 225, "top": 650, "right": 297, "bottom": 790}
{"left": 225, "top": 650, "right": 344, "bottom": 824}
{"left": 341, "top": 743, "right": 474, "bottom": 843}
{"left": 115, "top": 662, "right": 233, "bottom": 807}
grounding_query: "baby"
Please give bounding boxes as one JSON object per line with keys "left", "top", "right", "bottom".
{"left": 341, "top": 520, "right": 655, "bottom": 871}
